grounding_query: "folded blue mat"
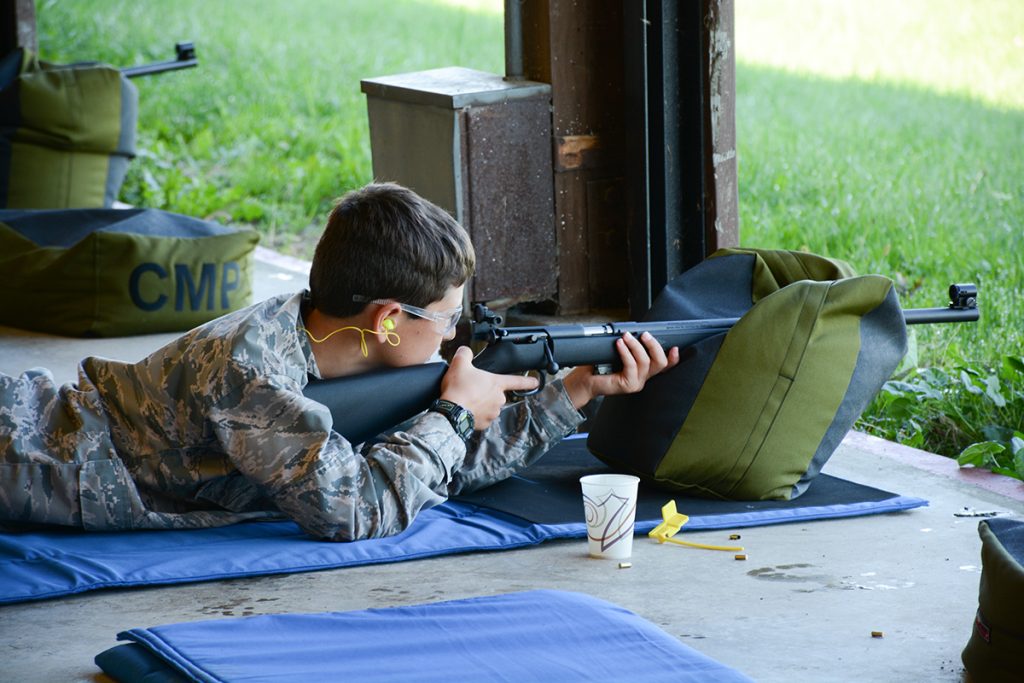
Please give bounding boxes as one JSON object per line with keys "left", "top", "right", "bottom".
{"left": 95, "top": 590, "right": 756, "bottom": 682}
{"left": 0, "top": 436, "right": 927, "bottom": 605}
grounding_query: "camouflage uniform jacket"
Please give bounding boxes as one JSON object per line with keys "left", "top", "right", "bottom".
{"left": 0, "top": 291, "right": 584, "bottom": 540}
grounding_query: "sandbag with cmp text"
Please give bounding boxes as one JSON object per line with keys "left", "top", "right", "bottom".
{"left": 0, "top": 208, "right": 259, "bottom": 336}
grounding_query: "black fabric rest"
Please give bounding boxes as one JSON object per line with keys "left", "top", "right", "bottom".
{"left": 983, "top": 517, "right": 1024, "bottom": 557}
{"left": 453, "top": 436, "right": 896, "bottom": 525}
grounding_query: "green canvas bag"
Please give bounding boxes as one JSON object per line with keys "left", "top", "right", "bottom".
{"left": 587, "top": 248, "right": 908, "bottom": 500}
{"left": 962, "top": 518, "right": 1024, "bottom": 683}
{"left": 0, "top": 48, "right": 137, "bottom": 208}
{"left": 0, "top": 208, "right": 259, "bottom": 336}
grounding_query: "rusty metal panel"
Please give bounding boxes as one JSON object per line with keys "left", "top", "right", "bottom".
{"left": 362, "top": 67, "right": 556, "bottom": 307}
{"left": 364, "top": 97, "right": 462, "bottom": 221}
{"left": 464, "top": 97, "right": 556, "bottom": 305}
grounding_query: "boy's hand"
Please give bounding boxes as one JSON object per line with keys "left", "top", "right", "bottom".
{"left": 440, "top": 346, "right": 539, "bottom": 430}
{"left": 562, "top": 332, "right": 680, "bottom": 410}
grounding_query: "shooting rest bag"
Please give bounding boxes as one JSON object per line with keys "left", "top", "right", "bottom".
{"left": 0, "top": 48, "right": 137, "bottom": 209}
{"left": 588, "top": 248, "right": 907, "bottom": 500}
{"left": 0, "top": 208, "right": 259, "bottom": 337}
{"left": 962, "top": 518, "right": 1024, "bottom": 683}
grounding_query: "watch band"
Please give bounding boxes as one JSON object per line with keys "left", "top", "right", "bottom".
{"left": 429, "top": 399, "right": 474, "bottom": 443}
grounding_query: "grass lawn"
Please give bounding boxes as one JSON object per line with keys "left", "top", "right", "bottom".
{"left": 37, "top": 0, "right": 506, "bottom": 252}
{"left": 36, "top": 0, "right": 1023, "bottom": 471}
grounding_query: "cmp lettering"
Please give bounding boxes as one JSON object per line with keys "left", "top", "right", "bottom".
{"left": 130, "top": 261, "right": 241, "bottom": 312}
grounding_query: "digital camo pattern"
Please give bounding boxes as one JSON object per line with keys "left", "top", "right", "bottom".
{"left": 0, "top": 292, "right": 583, "bottom": 540}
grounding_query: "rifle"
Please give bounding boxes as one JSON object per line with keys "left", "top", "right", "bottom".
{"left": 303, "top": 284, "right": 979, "bottom": 445}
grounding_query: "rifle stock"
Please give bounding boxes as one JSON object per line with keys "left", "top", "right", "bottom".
{"left": 303, "top": 362, "right": 449, "bottom": 445}
{"left": 305, "top": 288, "right": 979, "bottom": 445}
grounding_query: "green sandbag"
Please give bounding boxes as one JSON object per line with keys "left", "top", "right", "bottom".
{"left": 0, "top": 208, "right": 259, "bottom": 337}
{"left": 962, "top": 518, "right": 1024, "bottom": 683}
{"left": 588, "top": 248, "right": 907, "bottom": 500}
{"left": 0, "top": 48, "right": 137, "bottom": 208}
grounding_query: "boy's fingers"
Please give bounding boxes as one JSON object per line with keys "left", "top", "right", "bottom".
{"left": 446, "top": 346, "right": 474, "bottom": 373}
{"left": 640, "top": 331, "right": 669, "bottom": 368}
{"left": 615, "top": 334, "right": 641, "bottom": 387}
{"left": 498, "top": 373, "right": 540, "bottom": 393}
{"left": 657, "top": 347, "right": 681, "bottom": 374}
{"left": 622, "top": 332, "right": 649, "bottom": 373}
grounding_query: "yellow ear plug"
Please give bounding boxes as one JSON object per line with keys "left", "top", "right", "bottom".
{"left": 649, "top": 500, "right": 745, "bottom": 552}
{"left": 301, "top": 324, "right": 401, "bottom": 357}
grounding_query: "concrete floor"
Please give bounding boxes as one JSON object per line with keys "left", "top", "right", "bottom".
{"left": 2, "top": 248, "right": 1022, "bottom": 682}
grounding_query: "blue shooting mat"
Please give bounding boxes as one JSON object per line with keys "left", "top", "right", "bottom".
{"left": 94, "top": 590, "right": 755, "bottom": 683}
{"left": 0, "top": 435, "right": 927, "bottom": 605}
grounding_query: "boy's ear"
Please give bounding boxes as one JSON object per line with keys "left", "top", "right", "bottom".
{"left": 371, "top": 302, "right": 403, "bottom": 340}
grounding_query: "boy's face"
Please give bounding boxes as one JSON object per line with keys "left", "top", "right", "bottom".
{"left": 389, "top": 284, "right": 465, "bottom": 366}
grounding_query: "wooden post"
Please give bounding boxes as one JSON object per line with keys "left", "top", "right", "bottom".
{"left": 520, "top": 0, "right": 627, "bottom": 314}
{"left": 1, "top": 0, "right": 37, "bottom": 55}
{"left": 518, "top": 0, "right": 737, "bottom": 316}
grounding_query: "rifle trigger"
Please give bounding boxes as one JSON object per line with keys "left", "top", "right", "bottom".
{"left": 512, "top": 371, "right": 545, "bottom": 398}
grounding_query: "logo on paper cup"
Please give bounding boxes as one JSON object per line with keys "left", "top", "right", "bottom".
{"left": 583, "top": 491, "right": 637, "bottom": 552}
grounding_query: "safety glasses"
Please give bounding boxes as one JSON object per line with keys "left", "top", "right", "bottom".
{"left": 352, "top": 295, "right": 463, "bottom": 335}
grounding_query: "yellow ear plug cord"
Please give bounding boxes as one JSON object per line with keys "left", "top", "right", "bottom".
{"left": 301, "top": 320, "right": 400, "bottom": 357}
{"left": 648, "top": 500, "right": 744, "bottom": 552}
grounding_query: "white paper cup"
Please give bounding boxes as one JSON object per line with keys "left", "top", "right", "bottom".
{"left": 580, "top": 474, "right": 640, "bottom": 559}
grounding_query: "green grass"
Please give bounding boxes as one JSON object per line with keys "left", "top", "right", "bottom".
{"left": 36, "top": 0, "right": 504, "bottom": 254}
{"left": 36, "top": 0, "right": 1024, "bottom": 470}
{"left": 735, "top": 0, "right": 1024, "bottom": 111}
{"left": 736, "top": 66, "right": 1023, "bottom": 365}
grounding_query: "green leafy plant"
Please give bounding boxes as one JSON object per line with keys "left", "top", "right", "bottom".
{"left": 859, "top": 354, "right": 1024, "bottom": 479}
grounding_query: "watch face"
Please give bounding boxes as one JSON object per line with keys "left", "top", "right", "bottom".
{"left": 455, "top": 410, "right": 473, "bottom": 435}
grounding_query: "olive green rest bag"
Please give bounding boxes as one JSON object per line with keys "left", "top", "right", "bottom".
{"left": 0, "top": 208, "right": 259, "bottom": 337}
{"left": 587, "top": 248, "right": 908, "bottom": 500}
{"left": 0, "top": 48, "right": 137, "bottom": 208}
{"left": 961, "top": 518, "right": 1024, "bottom": 683}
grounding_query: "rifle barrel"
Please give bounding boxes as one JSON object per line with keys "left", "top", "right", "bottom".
{"left": 489, "top": 304, "right": 975, "bottom": 343}
{"left": 903, "top": 306, "right": 979, "bottom": 325}
{"left": 122, "top": 58, "right": 198, "bottom": 78}
{"left": 122, "top": 41, "right": 197, "bottom": 79}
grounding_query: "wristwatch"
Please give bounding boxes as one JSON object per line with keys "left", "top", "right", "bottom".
{"left": 428, "top": 399, "right": 474, "bottom": 443}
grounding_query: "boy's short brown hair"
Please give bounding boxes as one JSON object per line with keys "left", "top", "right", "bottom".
{"left": 309, "top": 182, "right": 476, "bottom": 317}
